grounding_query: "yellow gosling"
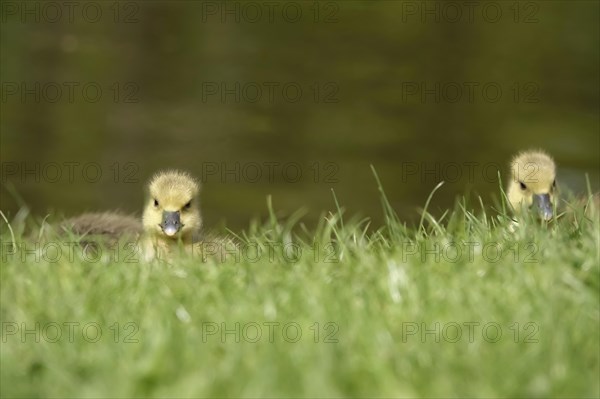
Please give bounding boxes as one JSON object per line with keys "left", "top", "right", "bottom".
{"left": 62, "top": 169, "right": 207, "bottom": 261}
{"left": 141, "top": 170, "right": 203, "bottom": 260}
{"left": 507, "top": 150, "right": 557, "bottom": 221}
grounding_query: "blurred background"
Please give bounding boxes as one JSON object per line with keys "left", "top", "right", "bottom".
{"left": 1, "top": 1, "right": 598, "bottom": 231}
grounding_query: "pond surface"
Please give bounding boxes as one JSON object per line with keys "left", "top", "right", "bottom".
{"left": 2, "top": 1, "right": 598, "bottom": 231}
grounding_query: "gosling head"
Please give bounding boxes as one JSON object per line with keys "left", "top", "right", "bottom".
{"left": 142, "top": 170, "right": 202, "bottom": 240}
{"left": 507, "top": 150, "right": 557, "bottom": 221}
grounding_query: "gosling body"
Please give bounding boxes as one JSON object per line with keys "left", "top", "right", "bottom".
{"left": 61, "top": 211, "right": 142, "bottom": 248}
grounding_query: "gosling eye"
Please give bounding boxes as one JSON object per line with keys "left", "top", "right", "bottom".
{"left": 519, "top": 181, "right": 527, "bottom": 190}
{"left": 184, "top": 201, "right": 192, "bottom": 210}
{"left": 154, "top": 199, "right": 159, "bottom": 207}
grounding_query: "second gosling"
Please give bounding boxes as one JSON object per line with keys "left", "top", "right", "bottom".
{"left": 507, "top": 150, "right": 557, "bottom": 221}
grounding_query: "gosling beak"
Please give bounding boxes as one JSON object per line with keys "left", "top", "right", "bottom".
{"left": 532, "top": 194, "right": 553, "bottom": 221}
{"left": 159, "top": 211, "right": 184, "bottom": 236}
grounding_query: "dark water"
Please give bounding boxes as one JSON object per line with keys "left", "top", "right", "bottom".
{"left": 1, "top": 1, "right": 599, "bottom": 231}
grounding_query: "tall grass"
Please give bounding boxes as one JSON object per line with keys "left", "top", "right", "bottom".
{"left": 1, "top": 177, "right": 598, "bottom": 398}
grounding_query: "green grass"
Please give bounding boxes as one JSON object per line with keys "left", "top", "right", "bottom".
{"left": 1, "top": 179, "right": 599, "bottom": 398}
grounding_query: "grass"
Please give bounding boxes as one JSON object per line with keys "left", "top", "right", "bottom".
{"left": 1, "top": 176, "right": 599, "bottom": 398}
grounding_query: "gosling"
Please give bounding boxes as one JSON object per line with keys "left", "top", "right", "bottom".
{"left": 507, "top": 150, "right": 556, "bottom": 221}
{"left": 140, "top": 170, "right": 203, "bottom": 260}
{"left": 62, "top": 170, "right": 203, "bottom": 260}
